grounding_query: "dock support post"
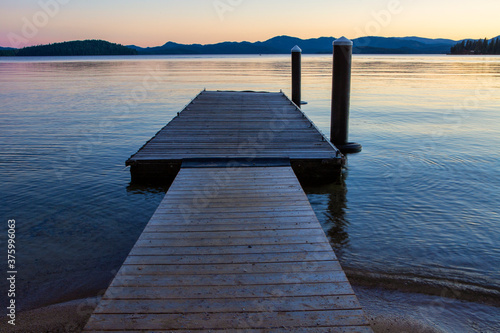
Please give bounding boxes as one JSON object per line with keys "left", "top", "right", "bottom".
{"left": 291, "top": 45, "right": 302, "bottom": 107}
{"left": 331, "top": 37, "right": 362, "bottom": 153}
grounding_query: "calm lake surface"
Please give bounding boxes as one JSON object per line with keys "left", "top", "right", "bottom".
{"left": 0, "top": 54, "right": 499, "bottom": 312}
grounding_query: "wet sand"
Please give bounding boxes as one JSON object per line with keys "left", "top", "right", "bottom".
{"left": 0, "top": 297, "right": 100, "bottom": 333}
{"left": 3, "top": 285, "right": 499, "bottom": 332}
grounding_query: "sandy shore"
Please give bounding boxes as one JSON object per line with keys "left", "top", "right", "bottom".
{"left": 0, "top": 297, "right": 100, "bottom": 333}
{"left": 2, "top": 286, "right": 498, "bottom": 332}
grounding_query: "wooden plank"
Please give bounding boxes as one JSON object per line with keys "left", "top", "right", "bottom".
{"left": 156, "top": 196, "right": 308, "bottom": 204}
{"left": 158, "top": 180, "right": 303, "bottom": 187}
{"left": 101, "top": 282, "right": 356, "bottom": 300}
{"left": 133, "top": 238, "right": 330, "bottom": 248}
{"left": 84, "top": 310, "right": 368, "bottom": 330}
{"left": 142, "top": 222, "right": 321, "bottom": 232}
{"left": 137, "top": 229, "right": 325, "bottom": 240}
{"left": 150, "top": 211, "right": 320, "bottom": 220}
{"left": 155, "top": 179, "right": 303, "bottom": 186}
{"left": 179, "top": 167, "right": 298, "bottom": 173}
{"left": 162, "top": 187, "right": 305, "bottom": 194}
{"left": 145, "top": 216, "right": 320, "bottom": 226}
{"left": 153, "top": 207, "right": 315, "bottom": 216}
{"left": 85, "top": 328, "right": 373, "bottom": 333}
{"left": 118, "top": 261, "right": 344, "bottom": 275}
{"left": 161, "top": 191, "right": 305, "bottom": 197}
{"left": 110, "top": 271, "right": 349, "bottom": 287}
{"left": 136, "top": 148, "right": 334, "bottom": 153}
{"left": 149, "top": 128, "right": 326, "bottom": 133}
{"left": 94, "top": 295, "right": 362, "bottom": 314}
{"left": 130, "top": 243, "right": 332, "bottom": 255}
{"left": 124, "top": 250, "right": 336, "bottom": 264}
{"left": 134, "top": 143, "right": 330, "bottom": 148}
{"left": 155, "top": 197, "right": 308, "bottom": 205}
{"left": 130, "top": 155, "right": 336, "bottom": 160}
{"left": 131, "top": 154, "right": 337, "bottom": 160}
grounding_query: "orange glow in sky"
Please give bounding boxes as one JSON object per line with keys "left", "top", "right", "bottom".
{"left": 1, "top": 0, "right": 499, "bottom": 48}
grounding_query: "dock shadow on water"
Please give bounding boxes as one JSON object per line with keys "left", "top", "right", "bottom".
{"left": 126, "top": 182, "right": 171, "bottom": 195}
{"left": 302, "top": 174, "right": 350, "bottom": 254}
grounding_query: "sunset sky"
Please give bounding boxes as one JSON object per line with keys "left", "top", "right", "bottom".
{"left": 1, "top": 0, "right": 499, "bottom": 48}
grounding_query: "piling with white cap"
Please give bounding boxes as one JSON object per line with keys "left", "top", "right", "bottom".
{"left": 291, "top": 45, "right": 302, "bottom": 107}
{"left": 331, "top": 37, "right": 362, "bottom": 153}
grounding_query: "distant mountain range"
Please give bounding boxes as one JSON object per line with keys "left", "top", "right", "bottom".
{"left": 127, "top": 35, "right": 461, "bottom": 55}
{"left": 2, "top": 35, "right": 499, "bottom": 56}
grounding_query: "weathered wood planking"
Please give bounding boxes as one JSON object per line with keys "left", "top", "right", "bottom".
{"left": 84, "top": 166, "right": 372, "bottom": 332}
{"left": 126, "top": 91, "right": 344, "bottom": 183}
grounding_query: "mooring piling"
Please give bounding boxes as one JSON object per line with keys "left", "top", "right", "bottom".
{"left": 331, "top": 37, "right": 362, "bottom": 153}
{"left": 291, "top": 45, "right": 302, "bottom": 107}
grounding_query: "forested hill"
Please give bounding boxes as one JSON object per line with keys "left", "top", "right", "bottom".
{"left": 14, "top": 40, "right": 138, "bottom": 56}
{"left": 450, "top": 37, "right": 500, "bottom": 55}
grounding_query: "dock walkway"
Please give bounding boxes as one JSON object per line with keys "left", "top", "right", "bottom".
{"left": 84, "top": 91, "right": 372, "bottom": 332}
{"left": 126, "top": 90, "right": 344, "bottom": 183}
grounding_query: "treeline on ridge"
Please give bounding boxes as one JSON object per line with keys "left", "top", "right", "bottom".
{"left": 450, "top": 37, "right": 500, "bottom": 55}
{"left": 0, "top": 49, "right": 17, "bottom": 56}
{"left": 13, "top": 40, "right": 137, "bottom": 56}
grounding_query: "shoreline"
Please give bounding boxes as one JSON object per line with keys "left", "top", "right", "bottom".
{"left": 345, "top": 268, "right": 500, "bottom": 307}
{"left": 3, "top": 284, "right": 499, "bottom": 332}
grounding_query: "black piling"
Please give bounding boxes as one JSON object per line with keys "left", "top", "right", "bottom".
{"left": 330, "top": 37, "right": 362, "bottom": 153}
{"left": 291, "top": 45, "right": 302, "bottom": 107}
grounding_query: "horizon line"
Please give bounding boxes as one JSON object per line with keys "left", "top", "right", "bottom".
{"left": 3, "top": 34, "right": 500, "bottom": 49}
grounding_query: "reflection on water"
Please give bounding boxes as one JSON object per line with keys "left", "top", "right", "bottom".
{"left": 126, "top": 183, "right": 171, "bottom": 195}
{"left": 304, "top": 176, "right": 349, "bottom": 254}
{"left": 0, "top": 55, "right": 499, "bottom": 311}
{"left": 324, "top": 185, "right": 350, "bottom": 252}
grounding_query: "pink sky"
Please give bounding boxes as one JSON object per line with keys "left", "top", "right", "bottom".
{"left": 1, "top": 0, "right": 499, "bottom": 48}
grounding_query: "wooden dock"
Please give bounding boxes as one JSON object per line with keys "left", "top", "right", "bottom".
{"left": 84, "top": 91, "right": 372, "bottom": 332}
{"left": 126, "top": 90, "right": 344, "bottom": 184}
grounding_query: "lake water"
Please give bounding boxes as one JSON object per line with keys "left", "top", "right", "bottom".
{"left": 0, "top": 54, "right": 499, "bottom": 328}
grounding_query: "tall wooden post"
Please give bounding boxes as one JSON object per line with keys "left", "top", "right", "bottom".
{"left": 291, "top": 45, "right": 302, "bottom": 107}
{"left": 330, "top": 37, "right": 361, "bottom": 153}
